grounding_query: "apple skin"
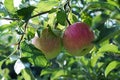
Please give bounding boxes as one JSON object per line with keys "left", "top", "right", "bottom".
{"left": 32, "top": 28, "right": 62, "bottom": 59}
{"left": 63, "top": 22, "right": 94, "bottom": 56}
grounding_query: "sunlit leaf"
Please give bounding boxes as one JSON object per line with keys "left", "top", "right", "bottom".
{"left": 68, "top": 11, "right": 78, "bottom": 24}
{"left": 14, "top": 59, "right": 25, "bottom": 74}
{"left": 91, "top": 52, "right": 104, "bottom": 67}
{"left": 86, "top": 2, "right": 116, "bottom": 11}
{"left": 33, "top": 56, "right": 47, "bottom": 67}
{"left": 110, "top": 10, "right": 120, "bottom": 20}
{"left": 51, "top": 70, "right": 67, "bottom": 80}
{"left": 21, "top": 41, "right": 47, "bottom": 67}
{"left": 107, "top": 0, "right": 119, "bottom": 7}
{"left": 98, "top": 44, "right": 120, "bottom": 54}
{"left": 4, "top": 0, "right": 15, "bottom": 13}
{"left": 21, "top": 68, "right": 35, "bottom": 80}
{"left": 48, "top": 12, "right": 56, "bottom": 27}
{"left": 0, "top": 21, "right": 18, "bottom": 31}
{"left": 105, "top": 61, "right": 120, "bottom": 77}
{"left": 81, "top": 11, "right": 92, "bottom": 26}
{"left": 34, "top": 0, "right": 59, "bottom": 12}
{"left": 41, "top": 68, "right": 53, "bottom": 76}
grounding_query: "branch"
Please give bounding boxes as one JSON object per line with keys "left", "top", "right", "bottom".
{"left": 30, "top": 10, "right": 50, "bottom": 18}
{"left": 17, "top": 21, "right": 28, "bottom": 50}
{"left": 1, "top": 18, "right": 19, "bottom": 21}
{"left": 64, "top": 0, "right": 71, "bottom": 25}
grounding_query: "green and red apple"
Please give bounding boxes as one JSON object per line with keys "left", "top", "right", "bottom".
{"left": 63, "top": 22, "right": 94, "bottom": 56}
{"left": 32, "top": 28, "right": 62, "bottom": 59}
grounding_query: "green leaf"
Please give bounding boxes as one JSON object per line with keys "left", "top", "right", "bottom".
{"left": 95, "top": 26, "right": 120, "bottom": 44}
{"left": 0, "top": 21, "right": 18, "bottom": 31}
{"left": 91, "top": 52, "right": 104, "bottom": 67}
{"left": 85, "top": 2, "right": 116, "bottom": 11}
{"left": 35, "top": 0, "right": 59, "bottom": 12}
{"left": 51, "top": 70, "right": 67, "bottom": 80}
{"left": 21, "top": 41, "right": 48, "bottom": 67}
{"left": 17, "top": 6, "right": 36, "bottom": 21}
{"left": 98, "top": 44, "right": 120, "bottom": 54}
{"left": 57, "top": 10, "right": 67, "bottom": 26}
{"left": 81, "top": 11, "right": 92, "bottom": 26}
{"left": 21, "top": 68, "right": 36, "bottom": 80}
{"left": 92, "top": 14, "right": 109, "bottom": 28}
{"left": 4, "top": 0, "right": 15, "bottom": 13}
{"left": 68, "top": 11, "right": 78, "bottom": 24}
{"left": 110, "top": 10, "right": 120, "bottom": 20}
{"left": 105, "top": 61, "right": 120, "bottom": 77}
{"left": 107, "top": 0, "right": 120, "bottom": 7}
{"left": 48, "top": 12, "right": 56, "bottom": 27}
{"left": 33, "top": 56, "right": 47, "bottom": 67}
{"left": 21, "top": 41, "right": 43, "bottom": 57}
{"left": 26, "top": 27, "right": 35, "bottom": 40}
{"left": 41, "top": 68, "right": 53, "bottom": 76}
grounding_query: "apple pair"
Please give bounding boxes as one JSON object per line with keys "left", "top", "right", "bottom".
{"left": 32, "top": 22, "right": 94, "bottom": 59}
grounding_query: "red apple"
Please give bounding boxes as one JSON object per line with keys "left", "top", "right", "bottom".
{"left": 32, "top": 28, "right": 62, "bottom": 59}
{"left": 63, "top": 22, "right": 94, "bottom": 56}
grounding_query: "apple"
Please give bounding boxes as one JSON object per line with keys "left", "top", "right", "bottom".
{"left": 32, "top": 28, "right": 62, "bottom": 59}
{"left": 63, "top": 22, "right": 94, "bottom": 56}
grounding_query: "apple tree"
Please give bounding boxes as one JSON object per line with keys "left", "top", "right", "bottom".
{"left": 0, "top": 0, "right": 120, "bottom": 80}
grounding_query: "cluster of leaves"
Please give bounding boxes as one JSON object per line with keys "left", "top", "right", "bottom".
{"left": 0, "top": 0, "right": 120, "bottom": 80}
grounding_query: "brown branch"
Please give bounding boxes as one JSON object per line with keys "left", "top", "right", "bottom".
{"left": 17, "top": 21, "right": 28, "bottom": 50}
{"left": 30, "top": 10, "right": 50, "bottom": 18}
{"left": 1, "top": 18, "right": 19, "bottom": 21}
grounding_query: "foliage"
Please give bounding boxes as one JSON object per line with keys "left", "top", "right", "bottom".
{"left": 0, "top": 0, "right": 120, "bottom": 80}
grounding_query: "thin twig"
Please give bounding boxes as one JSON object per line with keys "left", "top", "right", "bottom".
{"left": 64, "top": 0, "right": 71, "bottom": 25}
{"left": 30, "top": 10, "right": 50, "bottom": 18}
{"left": 17, "top": 21, "right": 28, "bottom": 50}
{"left": 1, "top": 18, "right": 19, "bottom": 21}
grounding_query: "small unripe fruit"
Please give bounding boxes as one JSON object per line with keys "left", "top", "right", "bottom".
{"left": 63, "top": 22, "right": 94, "bottom": 56}
{"left": 32, "top": 28, "right": 62, "bottom": 59}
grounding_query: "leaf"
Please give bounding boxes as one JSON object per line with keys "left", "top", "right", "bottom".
{"left": 26, "top": 27, "right": 35, "bottom": 40}
{"left": 98, "top": 44, "right": 120, "bottom": 54}
{"left": 34, "top": 0, "right": 59, "bottom": 12}
{"left": 57, "top": 10, "right": 67, "bottom": 26}
{"left": 107, "top": 0, "right": 120, "bottom": 7}
{"left": 91, "top": 52, "right": 104, "bottom": 67}
{"left": 105, "top": 61, "right": 120, "bottom": 77}
{"left": 21, "top": 68, "right": 36, "bottom": 80}
{"left": 86, "top": 2, "right": 116, "bottom": 11}
{"left": 80, "top": 11, "right": 92, "bottom": 26}
{"left": 68, "top": 11, "right": 78, "bottom": 24}
{"left": 41, "top": 68, "right": 53, "bottom": 76}
{"left": 51, "top": 70, "right": 67, "bottom": 80}
{"left": 4, "top": 0, "right": 15, "bottom": 13}
{"left": 0, "top": 21, "right": 17, "bottom": 31}
{"left": 48, "top": 12, "right": 56, "bottom": 27}
{"left": 21, "top": 41, "right": 43, "bottom": 57}
{"left": 17, "top": 6, "right": 36, "bottom": 21}
{"left": 14, "top": 59, "right": 25, "bottom": 74}
{"left": 95, "top": 26, "right": 120, "bottom": 44}
{"left": 110, "top": 10, "right": 120, "bottom": 20}
{"left": 21, "top": 41, "right": 48, "bottom": 67}
{"left": 33, "top": 56, "right": 47, "bottom": 67}
{"left": 92, "top": 14, "right": 109, "bottom": 28}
